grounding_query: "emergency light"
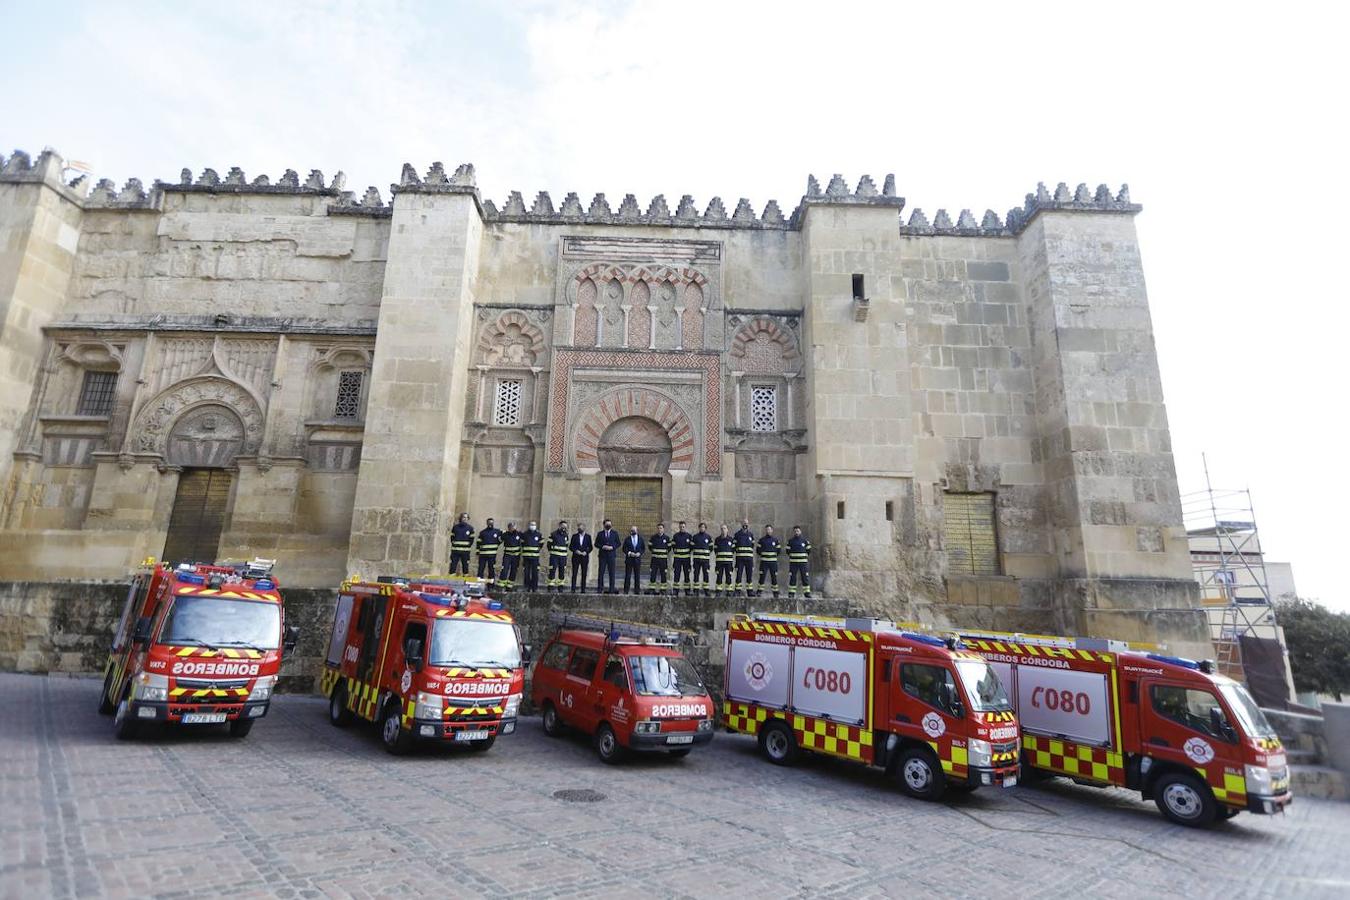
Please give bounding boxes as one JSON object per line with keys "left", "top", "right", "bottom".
{"left": 487, "top": 600, "right": 503, "bottom": 610}
{"left": 177, "top": 572, "right": 206, "bottom": 585}
{"left": 1147, "top": 653, "right": 1201, "bottom": 671}
{"left": 253, "top": 579, "right": 274, "bottom": 591}
{"left": 901, "top": 631, "right": 948, "bottom": 649}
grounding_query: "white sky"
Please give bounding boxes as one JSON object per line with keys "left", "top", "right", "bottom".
{"left": 4, "top": 0, "right": 1346, "bottom": 609}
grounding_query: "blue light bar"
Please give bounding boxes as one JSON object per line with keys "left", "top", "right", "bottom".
{"left": 177, "top": 572, "right": 206, "bottom": 585}
{"left": 487, "top": 600, "right": 503, "bottom": 610}
{"left": 1147, "top": 653, "right": 1200, "bottom": 670}
{"left": 253, "top": 579, "right": 274, "bottom": 591}
{"left": 901, "top": 631, "right": 948, "bottom": 648}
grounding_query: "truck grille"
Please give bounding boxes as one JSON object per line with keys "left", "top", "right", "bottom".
{"left": 173, "top": 677, "right": 250, "bottom": 705}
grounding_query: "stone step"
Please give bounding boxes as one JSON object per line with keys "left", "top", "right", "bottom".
{"left": 1287, "top": 748, "right": 1323, "bottom": 765}
{"left": 1290, "top": 765, "right": 1348, "bottom": 802}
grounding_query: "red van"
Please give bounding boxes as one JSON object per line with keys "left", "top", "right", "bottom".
{"left": 531, "top": 613, "right": 715, "bottom": 763}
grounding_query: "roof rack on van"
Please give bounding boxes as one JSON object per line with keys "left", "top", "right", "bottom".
{"left": 549, "top": 612, "right": 686, "bottom": 645}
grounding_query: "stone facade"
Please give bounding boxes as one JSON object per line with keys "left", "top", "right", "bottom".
{"left": 0, "top": 149, "right": 1209, "bottom": 655}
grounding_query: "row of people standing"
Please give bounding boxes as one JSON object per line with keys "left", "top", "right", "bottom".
{"left": 447, "top": 514, "right": 812, "bottom": 597}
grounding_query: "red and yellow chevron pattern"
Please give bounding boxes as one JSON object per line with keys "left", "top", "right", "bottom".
{"left": 963, "top": 637, "right": 1114, "bottom": 665}
{"left": 171, "top": 646, "right": 264, "bottom": 659}
{"left": 727, "top": 619, "right": 874, "bottom": 644}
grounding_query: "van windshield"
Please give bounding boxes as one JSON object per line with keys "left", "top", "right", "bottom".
{"left": 954, "top": 659, "right": 1012, "bottom": 712}
{"left": 629, "top": 655, "right": 705, "bottom": 697}
{"left": 430, "top": 620, "right": 521, "bottom": 668}
{"left": 1219, "top": 682, "right": 1277, "bottom": 738}
{"left": 161, "top": 596, "right": 280, "bottom": 649}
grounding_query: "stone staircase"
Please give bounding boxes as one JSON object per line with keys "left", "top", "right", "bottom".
{"left": 1265, "top": 708, "right": 1348, "bottom": 801}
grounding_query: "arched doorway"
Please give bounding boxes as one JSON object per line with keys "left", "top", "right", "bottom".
{"left": 161, "top": 404, "right": 245, "bottom": 565}
{"left": 598, "top": 416, "right": 670, "bottom": 532}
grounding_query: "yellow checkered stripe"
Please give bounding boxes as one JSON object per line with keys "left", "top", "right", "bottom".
{"left": 1024, "top": 734, "right": 1122, "bottom": 784}
{"left": 434, "top": 610, "right": 513, "bottom": 622}
{"left": 722, "top": 700, "right": 872, "bottom": 762}
{"left": 176, "top": 586, "right": 276, "bottom": 601}
{"left": 443, "top": 668, "right": 512, "bottom": 679}
{"left": 926, "top": 739, "right": 968, "bottom": 776}
{"left": 963, "top": 638, "right": 1113, "bottom": 664}
{"left": 728, "top": 620, "right": 873, "bottom": 643}
{"left": 172, "top": 646, "right": 263, "bottom": 659}
{"left": 169, "top": 686, "right": 249, "bottom": 699}
{"left": 321, "top": 668, "right": 380, "bottom": 720}
{"left": 1197, "top": 766, "right": 1248, "bottom": 806}
{"left": 320, "top": 667, "right": 340, "bottom": 696}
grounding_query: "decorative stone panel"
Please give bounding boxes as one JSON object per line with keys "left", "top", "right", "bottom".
{"left": 130, "top": 376, "right": 264, "bottom": 459}
{"left": 572, "top": 387, "right": 693, "bottom": 471}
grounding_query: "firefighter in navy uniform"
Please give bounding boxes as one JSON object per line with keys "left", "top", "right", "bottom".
{"left": 449, "top": 513, "right": 475, "bottom": 575}
{"left": 691, "top": 523, "right": 713, "bottom": 597}
{"left": 520, "top": 521, "right": 543, "bottom": 591}
{"left": 548, "top": 521, "right": 570, "bottom": 590}
{"left": 647, "top": 523, "right": 671, "bottom": 594}
{"left": 714, "top": 524, "right": 736, "bottom": 594}
{"left": 733, "top": 519, "right": 756, "bottom": 597}
{"left": 756, "top": 525, "right": 781, "bottom": 598}
{"left": 787, "top": 525, "right": 812, "bottom": 598}
{"left": 671, "top": 521, "right": 693, "bottom": 596}
{"left": 499, "top": 523, "right": 522, "bottom": 590}
{"left": 569, "top": 524, "right": 593, "bottom": 592}
{"left": 476, "top": 518, "right": 502, "bottom": 580}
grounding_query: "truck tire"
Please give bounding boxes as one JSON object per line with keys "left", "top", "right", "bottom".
{"left": 467, "top": 735, "right": 497, "bottom": 752}
{"left": 896, "top": 747, "right": 946, "bottom": 801}
{"left": 380, "top": 702, "right": 413, "bottom": 756}
{"left": 542, "top": 702, "right": 565, "bottom": 737}
{"left": 228, "top": 718, "right": 255, "bottom": 738}
{"left": 595, "top": 723, "right": 625, "bottom": 764}
{"left": 97, "top": 671, "right": 116, "bottom": 716}
{"left": 112, "top": 687, "right": 139, "bottom": 741}
{"left": 1153, "top": 771, "right": 1217, "bottom": 827}
{"left": 759, "top": 721, "right": 799, "bottom": 766}
{"left": 329, "top": 683, "right": 353, "bottom": 727}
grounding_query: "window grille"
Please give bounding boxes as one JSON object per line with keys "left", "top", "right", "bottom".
{"left": 77, "top": 371, "right": 118, "bottom": 416}
{"left": 943, "top": 492, "right": 1000, "bottom": 576}
{"left": 334, "top": 371, "right": 364, "bottom": 419}
{"left": 494, "top": 378, "right": 523, "bottom": 426}
{"left": 750, "top": 385, "right": 777, "bottom": 432}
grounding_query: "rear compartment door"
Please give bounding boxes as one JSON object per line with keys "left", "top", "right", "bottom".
{"left": 726, "top": 636, "right": 791, "bottom": 709}
{"left": 1011, "top": 664, "right": 1112, "bottom": 746}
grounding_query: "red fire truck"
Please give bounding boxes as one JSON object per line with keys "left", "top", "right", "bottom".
{"left": 531, "top": 613, "right": 716, "bottom": 763}
{"left": 98, "top": 558, "right": 297, "bottom": 740}
{"left": 723, "top": 613, "right": 1020, "bottom": 799}
{"left": 321, "top": 577, "right": 528, "bottom": 754}
{"left": 961, "top": 629, "right": 1292, "bottom": 827}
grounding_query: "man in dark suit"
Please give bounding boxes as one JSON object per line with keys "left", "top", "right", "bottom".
{"left": 569, "top": 524, "right": 594, "bottom": 592}
{"left": 595, "top": 519, "right": 619, "bottom": 594}
{"left": 622, "top": 526, "right": 646, "bottom": 594}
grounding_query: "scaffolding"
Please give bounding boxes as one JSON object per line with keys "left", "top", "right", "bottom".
{"left": 1180, "top": 456, "right": 1282, "bottom": 682}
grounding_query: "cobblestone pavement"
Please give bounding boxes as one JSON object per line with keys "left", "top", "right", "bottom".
{"left": 3, "top": 674, "right": 1349, "bottom": 900}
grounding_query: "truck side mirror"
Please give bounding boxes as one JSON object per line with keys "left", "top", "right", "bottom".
{"left": 939, "top": 682, "right": 963, "bottom": 718}
{"left": 1210, "top": 706, "right": 1236, "bottom": 741}
{"left": 284, "top": 625, "right": 300, "bottom": 653}
{"left": 132, "top": 616, "right": 152, "bottom": 646}
{"left": 522, "top": 644, "right": 533, "bottom": 666}
{"left": 404, "top": 637, "right": 424, "bottom": 670}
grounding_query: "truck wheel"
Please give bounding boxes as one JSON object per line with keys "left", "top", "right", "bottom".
{"left": 668, "top": 748, "right": 692, "bottom": 759}
{"left": 595, "top": 723, "right": 625, "bottom": 764}
{"left": 380, "top": 702, "right": 412, "bottom": 756}
{"left": 97, "top": 671, "right": 116, "bottom": 715}
{"left": 896, "top": 747, "right": 946, "bottom": 801}
{"left": 329, "top": 683, "right": 353, "bottom": 727}
{"left": 541, "top": 702, "right": 565, "bottom": 737}
{"left": 759, "top": 721, "right": 799, "bottom": 766}
{"left": 228, "top": 718, "right": 254, "bottom": 738}
{"left": 112, "top": 687, "right": 139, "bottom": 741}
{"left": 468, "top": 735, "right": 497, "bottom": 752}
{"left": 1154, "top": 772, "right": 1217, "bottom": 827}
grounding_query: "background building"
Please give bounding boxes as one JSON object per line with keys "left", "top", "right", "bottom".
{"left": 0, "top": 149, "right": 1210, "bottom": 654}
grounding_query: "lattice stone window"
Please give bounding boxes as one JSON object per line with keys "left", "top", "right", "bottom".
{"left": 494, "top": 378, "right": 523, "bottom": 426}
{"left": 334, "top": 370, "right": 364, "bottom": 420}
{"left": 943, "top": 492, "right": 1000, "bottom": 576}
{"left": 77, "top": 371, "right": 118, "bottom": 416}
{"left": 750, "top": 385, "right": 777, "bottom": 432}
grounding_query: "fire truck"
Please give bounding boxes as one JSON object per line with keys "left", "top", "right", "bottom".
{"left": 723, "top": 613, "right": 1020, "bottom": 799}
{"left": 961, "top": 629, "right": 1292, "bottom": 827}
{"left": 321, "top": 577, "right": 528, "bottom": 754}
{"left": 531, "top": 613, "right": 716, "bottom": 763}
{"left": 98, "top": 558, "right": 297, "bottom": 740}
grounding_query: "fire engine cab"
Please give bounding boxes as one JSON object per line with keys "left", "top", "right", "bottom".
{"left": 98, "top": 558, "right": 297, "bottom": 740}
{"left": 962, "top": 629, "right": 1293, "bottom": 827}
{"left": 531, "top": 613, "right": 716, "bottom": 763}
{"left": 723, "top": 613, "right": 1020, "bottom": 800}
{"left": 322, "top": 577, "right": 528, "bottom": 754}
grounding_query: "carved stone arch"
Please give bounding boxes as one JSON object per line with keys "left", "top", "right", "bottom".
{"left": 729, "top": 316, "right": 800, "bottom": 373}
{"left": 476, "top": 310, "right": 546, "bottom": 366}
{"left": 47, "top": 339, "right": 126, "bottom": 416}
{"left": 308, "top": 344, "right": 373, "bottom": 422}
{"left": 57, "top": 340, "right": 124, "bottom": 372}
{"left": 310, "top": 344, "right": 372, "bottom": 373}
{"left": 571, "top": 263, "right": 627, "bottom": 301}
{"left": 130, "top": 375, "right": 264, "bottom": 461}
{"left": 571, "top": 386, "right": 696, "bottom": 473}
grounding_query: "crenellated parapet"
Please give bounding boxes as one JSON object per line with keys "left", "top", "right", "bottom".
{"left": 900, "top": 182, "right": 1140, "bottom": 238}
{"left": 486, "top": 187, "right": 793, "bottom": 230}
{"left": 159, "top": 166, "right": 348, "bottom": 196}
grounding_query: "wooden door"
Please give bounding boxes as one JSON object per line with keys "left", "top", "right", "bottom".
{"left": 161, "top": 468, "right": 232, "bottom": 565}
{"left": 604, "top": 477, "right": 662, "bottom": 533}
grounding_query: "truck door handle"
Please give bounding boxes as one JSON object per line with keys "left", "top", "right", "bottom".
{"left": 1147, "top": 736, "right": 1170, "bottom": 747}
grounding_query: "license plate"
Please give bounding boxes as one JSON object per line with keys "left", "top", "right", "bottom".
{"left": 1003, "top": 776, "right": 1018, "bottom": 788}
{"left": 454, "top": 730, "right": 491, "bottom": 742}
{"left": 666, "top": 735, "right": 694, "bottom": 745}
{"left": 182, "top": 713, "right": 227, "bottom": 724}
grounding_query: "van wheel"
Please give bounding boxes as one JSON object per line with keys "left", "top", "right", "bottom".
{"left": 541, "top": 702, "right": 565, "bottom": 737}
{"left": 97, "top": 671, "right": 116, "bottom": 715}
{"left": 329, "top": 683, "right": 353, "bottom": 727}
{"left": 112, "top": 687, "right": 139, "bottom": 741}
{"left": 228, "top": 718, "right": 254, "bottom": 738}
{"left": 668, "top": 748, "right": 692, "bottom": 759}
{"left": 1154, "top": 772, "right": 1217, "bottom": 827}
{"left": 896, "top": 747, "right": 946, "bottom": 801}
{"left": 380, "top": 702, "right": 412, "bottom": 756}
{"left": 759, "top": 721, "right": 799, "bottom": 766}
{"left": 595, "top": 723, "right": 625, "bottom": 764}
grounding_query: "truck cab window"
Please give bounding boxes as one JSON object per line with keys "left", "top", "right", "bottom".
{"left": 1150, "top": 684, "right": 1230, "bottom": 741}
{"left": 901, "top": 663, "right": 960, "bottom": 716}
{"left": 539, "top": 642, "right": 572, "bottom": 671}
{"left": 567, "top": 648, "right": 599, "bottom": 681}
{"left": 603, "top": 655, "right": 628, "bottom": 690}
{"left": 402, "top": 621, "right": 427, "bottom": 664}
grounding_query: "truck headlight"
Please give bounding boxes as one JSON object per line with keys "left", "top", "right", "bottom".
{"left": 697, "top": 719, "right": 714, "bottom": 732}
{"left": 415, "top": 691, "right": 443, "bottom": 720}
{"left": 247, "top": 675, "right": 276, "bottom": 702}
{"left": 134, "top": 672, "right": 168, "bottom": 702}
{"left": 967, "top": 738, "right": 992, "bottom": 768}
{"left": 634, "top": 720, "right": 661, "bottom": 734}
{"left": 503, "top": 693, "right": 522, "bottom": 718}
{"left": 1245, "top": 763, "right": 1286, "bottom": 795}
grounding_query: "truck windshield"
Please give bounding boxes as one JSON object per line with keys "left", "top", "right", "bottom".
{"left": 430, "top": 620, "right": 521, "bottom": 668}
{"left": 954, "top": 659, "right": 1012, "bottom": 712}
{"left": 1219, "top": 682, "right": 1277, "bottom": 738}
{"left": 161, "top": 596, "right": 281, "bottom": 649}
{"left": 629, "top": 655, "right": 705, "bottom": 697}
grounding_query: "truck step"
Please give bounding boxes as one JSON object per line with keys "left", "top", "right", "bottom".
{"left": 1290, "top": 765, "right": 1348, "bottom": 802}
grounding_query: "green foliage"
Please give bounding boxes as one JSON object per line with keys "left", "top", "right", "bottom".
{"left": 1276, "top": 598, "right": 1350, "bottom": 700}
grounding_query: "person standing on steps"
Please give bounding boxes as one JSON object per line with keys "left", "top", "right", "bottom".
{"left": 671, "top": 521, "right": 693, "bottom": 596}
{"left": 734, "top": 518, "right": 756, "bottom": 597}
{"left": 595, "top": 519, "right": 619, "bottom": 595}
{"left": 498, "top": 522, "right": 521, "bottom": 590}
{"left": 623, "top": 526, "right": 646, "bottom": 594}
{"left": 691, "top": 522, "right": 713, "bottom": 597}
{"left": 520, "top": 521, "right": 543, "bottom": 591}
{"left": 714, "top": 524, "right": 735, "bottom": 594}
{"left": 647, "top": 523, "right": 671, "bottom": 594}
{"left": 569, "top": 523, "right": 593, "bottom": 592}
{"left": 475, "top": 517, "right": 501, "bottom": 580}
{"left": 757, "top": 524, "right": 781, "bottom": 598}
{"left": 547, "top": 520, "right": 570, "bottom": 591}
{"left": 449, "top": 513, "right": 474, "bottom": 575}
{"left": 787, "top": 525, "right": 812, "bottom": 599}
